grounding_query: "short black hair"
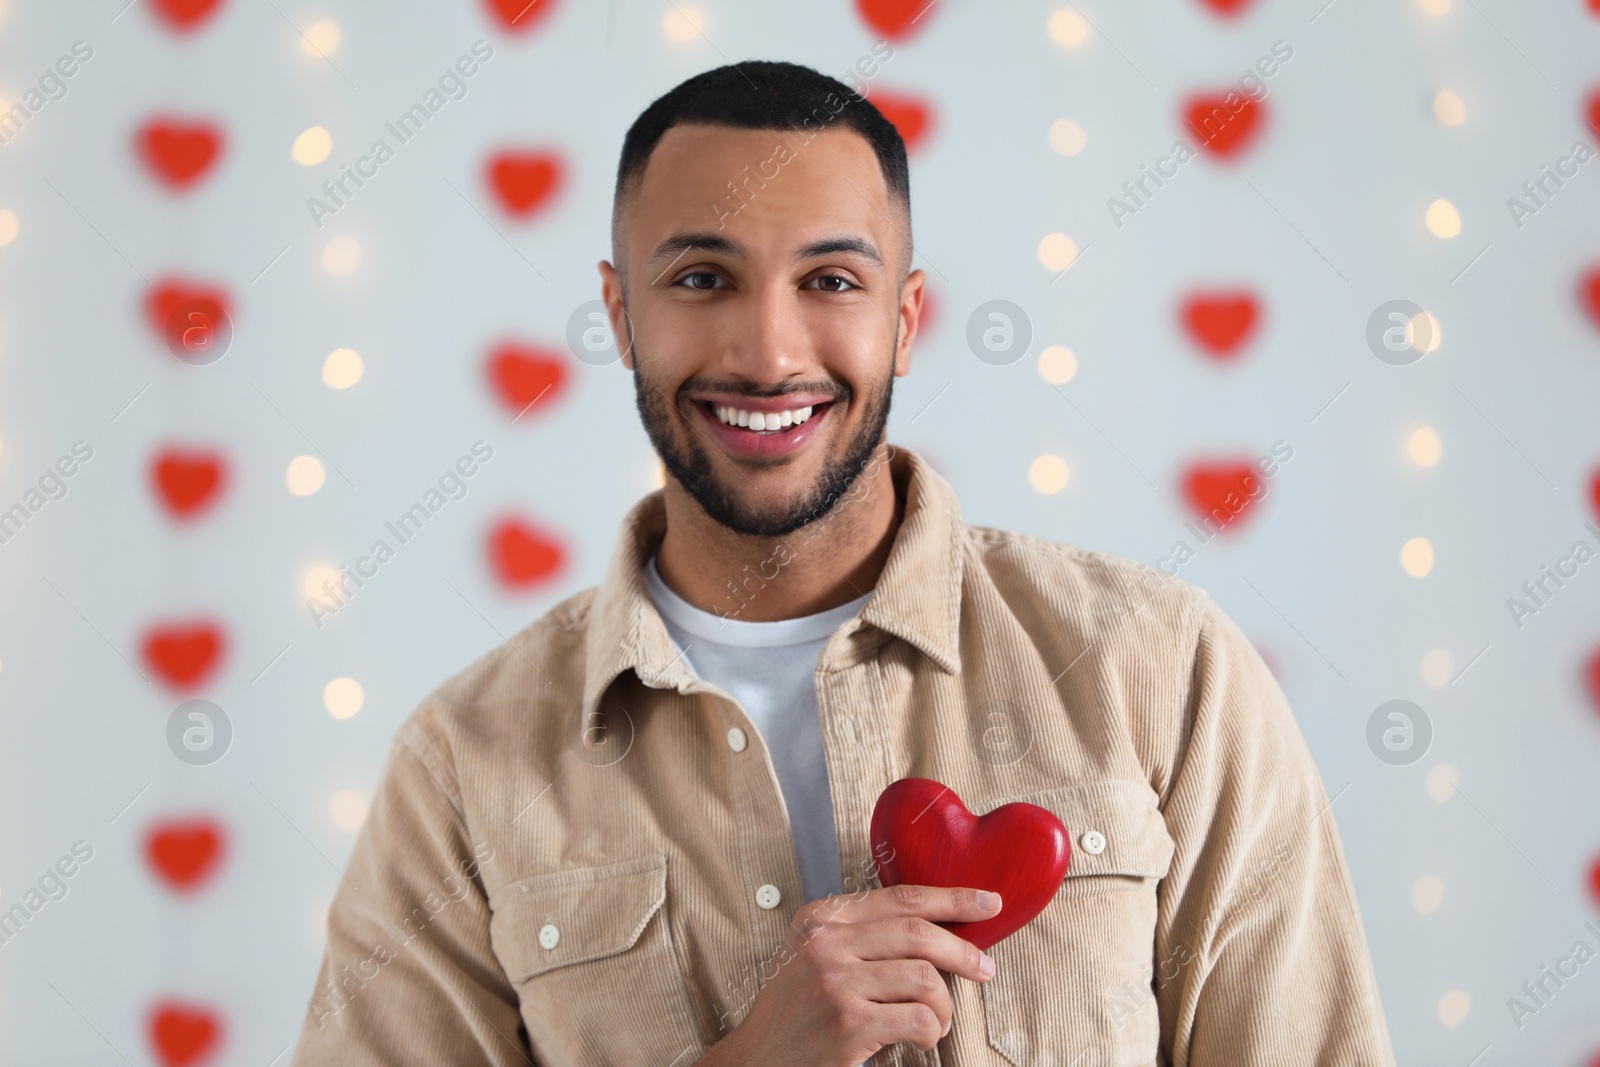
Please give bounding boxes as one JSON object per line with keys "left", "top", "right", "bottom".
{"left": 611, "top": 60, "right": 912, "bottom": 277}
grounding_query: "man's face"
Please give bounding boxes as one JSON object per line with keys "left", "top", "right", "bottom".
{"left": 601, "top": 123, "right": 923, "bottom": 538}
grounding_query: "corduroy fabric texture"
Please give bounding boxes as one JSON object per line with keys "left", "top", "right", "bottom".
{"left": 290, "top": 444, "right": 1395, "bottom": 1067}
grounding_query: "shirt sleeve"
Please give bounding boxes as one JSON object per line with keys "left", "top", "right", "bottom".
{"left": 289, "top": 725, "right": 532, "bottom": 1067}
{"left": 1153, "top": 593, "right": 1396, "bottom": 1066}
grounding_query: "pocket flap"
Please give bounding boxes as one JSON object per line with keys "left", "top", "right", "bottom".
{"left": 488, "top": 853, "right": 668, "bottom": 983}
{"left": 990, "top": 780, "right": 1174, "bottom": 880}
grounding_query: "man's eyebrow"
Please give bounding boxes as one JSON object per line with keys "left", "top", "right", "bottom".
{"left": 797, "top": 235, "right": 883, "bottom": 268}
{"left": 646, "top": 232, "right": 741, "bottom": 267}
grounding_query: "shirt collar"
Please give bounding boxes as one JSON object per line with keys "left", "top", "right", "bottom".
{"left": 580, "top": 444, "right": 965, "bottom": 727}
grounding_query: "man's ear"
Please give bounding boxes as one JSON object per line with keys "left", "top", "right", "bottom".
{"left": 894, "top": 268, "right": 925, "bottom": 378}
{"left": 597, "top": 259, "right": 634, "bottom": 370}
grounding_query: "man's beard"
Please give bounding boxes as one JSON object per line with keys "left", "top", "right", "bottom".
{"left": 631, "top": 347, "right": 895, "bottom": 539}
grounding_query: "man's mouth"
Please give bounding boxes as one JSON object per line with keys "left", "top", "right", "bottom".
{"left": 689, "top": 396, "right": 837, "bottom": 458}
{"left": 706, "top": 401, "right": 828, "bottom": 433}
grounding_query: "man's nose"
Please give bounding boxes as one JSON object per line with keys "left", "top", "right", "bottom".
{"left": 718, "top": 282, "right": 806, "bottom": 382}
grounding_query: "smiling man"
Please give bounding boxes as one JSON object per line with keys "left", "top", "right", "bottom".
{"left": 291, "top": 61, "right": 1395, "bottom": 1067}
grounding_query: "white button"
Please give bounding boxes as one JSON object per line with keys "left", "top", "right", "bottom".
{"left": 755, "top": 883, "right": 782, "bottom": 910}
{"left": 1079, "top": 829, "right": 1106, "bottom": 856}
{"left": 726, "top": 727, "right": 748, "bottom": 753}
{"left": 538, "top": 923, "right": 560, "bottom": 950}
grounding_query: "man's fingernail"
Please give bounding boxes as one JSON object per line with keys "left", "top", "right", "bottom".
{"left": 976, "top": 891, "right": 1001, "bottom": 912}
{"left": 942, "top": 1017, "right": 952, "bottom": 1037}
{"left": 978, "top": 953, "right": 995, "bottom": 978}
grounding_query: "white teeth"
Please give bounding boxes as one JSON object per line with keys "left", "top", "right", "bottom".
{"left": 711, "top": 403, "right": 820, "bottom": 431}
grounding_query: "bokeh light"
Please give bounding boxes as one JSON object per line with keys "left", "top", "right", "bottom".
{"left": 1425, "top": 199, "right": 1461, "bottom": 238}
{"left": 291, "top": 126, "right": 333, "bottom": 166}
{"left": 1029, "top": 454, "right": 1070, "bottom": 494}
{"left": 1048, "top": 9, "right": 1089, "bottom": 47}
{"left": 1400, "top": 537, "right": 1435, "bottom": 577}
{"left": 286, "top": 455, "right": 327, "bottom": 496}
{"left": 323, "top": 677, "right": 364, "bottom": 719}
{"left": 301, "top": 20, "right": 340, "bottom": 56}
{"left": 1407, "top": 427, "right": 1442, "bottom": 467}
{"left": 1048, "top": 119, "right": 1088, "bottom": 156}
{"left": 1037, "top": 232, "right": 1079, "bottom": 272}
{"left": 1432, "top": 90, "right": 1466, "bottom": 126}
{"left": 322, "top": 347, "right": 364, "bottom": 389}
{"left": 1038, "top": 345, "right": 1078, "bottom": 384}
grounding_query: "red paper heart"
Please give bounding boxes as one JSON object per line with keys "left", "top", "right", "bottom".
{"left": 1196, "top": 0, "right": 1254, "bottom": 14}
{"left": 142, "top": 621, "right": 226, "bottom": 691}
{"left": 1580, "top": 265, "right": 1600, "bottom": 331}
{"left": 486, "top": 150, "right": 563, "bottom": 219}
{"left": 152, "top": 449, "right": 227, "bottom": 519}
{"left": 1180, "top": 290, "right": 1259, "bottom": 357}
{"left": 1181, "top": 460, "right": 1265, "bottom": 532}
{"left": 1184, "top": 92, "right": 1265, "bottom": 159}
{"left": 1585, "top": 89, "right": 1600, "bottom": 138}
{"left": 870, "top": 89, "right": 934, "bottom": 153}
{"left": 483, "top": 0, "right": 558, "bottom": 33}
{"left": 487, "top": 517, "right": 565, "bottom": 589}
{"left": 148, "top": 1001, "right": 223, "bottom": 1066}
{"left": 1590, "top": 853, "right": 1600, "bottom": 907}
{"left": 149, "top": 0, "right": 224, "bottom": 32}
{"left": 1589, "top": 467, "right": 1600, "bottom": 521}
{"left": 1585, "top": 647, "right": 1600, "bottom": 715}
{"left": 146, "top": 278, "right": 231, "bottom": 352}
{"left": 855, "top": 0, "right": 935, "bottom": 40}
{"left": 137, "top": 118, "right": 223, "bottom": 190}
{"left": 145, "top": 818, "right": 226, "bottom": 893}
{"left": 487, "top": 343, "right": 567, "bottom": 418}
{"left": 871, "top": 778, "right": 1070, "bottom": 951}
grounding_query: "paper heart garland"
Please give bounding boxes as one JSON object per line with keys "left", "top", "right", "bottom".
{"left": 1184, "top": 93, "right": 1265, "bottom": 159}
{"left": 483, "top": 0, "right": 558, "bottom": 34}
{"left": 1196, "top": 0, "right": 1254, "bottom": 15}
{"left": 1181, "top": 461, "right": 1265, "bottom": 532}
{"left": 142, "top": 621, "right": 226, "bottom": 691}
{"left": 149, "top": 0, "right": 224, "bottom": 32}
{"left": 486, "top": 342, "right": 567, "bottom": 418}
{"left": 136, "top": 118, "right": 224, "bottom": 190}
{"left": 855, "top": 0, "right": 935, "bottom": 41}
{"left": 486, "top": 149, "right": 563, "bottom": 219}
{"left": 869, "top": 89, "right": 934, "bottom": 154}
{"left": 145, "top": 818, "right": 226, "bottom": 893}
{"left": 1585, "top": 647, "right": 1600, "bottom": 715}
{"left": 1180, "top": 290, "right": 1260, "bottom": 358}
{"left": 146, "top": 278, "right": 231, "bottom": 355}
{"left": 152, "top": 449, "right": 227, "bottom": 519}
{"left": 487, "top": 517, "right": 565, "bottom": 589}
{"left": 871, "top": 777, "right": 1070, "bottom": 951}
{"left": 148, "top": 1000, "right": 223, "bottom": 1066}
{"left": 1580, "top": 265, "right": 1600, "bottom": 331}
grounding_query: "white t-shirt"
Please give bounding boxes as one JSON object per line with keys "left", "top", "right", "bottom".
{"left": 642, "top": 554, "right": 874, "bottom": 904}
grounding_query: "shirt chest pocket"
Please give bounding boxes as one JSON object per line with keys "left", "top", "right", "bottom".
{"left": 488, "top": 853, "right": 704, "bottom": 1067}
{"left": 979, "top": 782, "right": 1176, "bottom": 1067}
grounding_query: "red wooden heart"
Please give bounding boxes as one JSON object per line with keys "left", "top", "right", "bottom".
{"left": 487, "top": 517, "right": 566, "bottom": 589}
{"left": 1180, "top": 290, "right": 1259, "bottom": 358}
{"left": 1180, "top": 460, "right": 1265, "bottom": 532}
{"left": 483, "top": 0, "right": 558, "bottom": 33}
{"left": 871, "top": 778, "right": 1070, "bottom": 951}
{"left": 486, "top": 149, "right": 563, "bottom": 219}
{"left": 137, "top": 118, "right": 223, "bottom": 190}
{"left": 1184, "top": 92, "right": 1265, "bottom": 159}
{"left": 148, "top": 1000, "right": 223, "bottom": 1066}
{"left": 151, "top": 448, "right": 227, "bottom": 519}
{"left": 486, "top": 342, "right": 567, "bottom": 417}
{"left": 142, "top": 621, "right": 226, "bottom": 691}
{"left": 149, "top": 0, "right": 224, "bottom": 32}
{"left": 855, "top": 0, "right": 935, "bottom": 40}
{"left": 869, "top": 89, "right": 934, "bottom": 154}
{"left": 1580, "top": 265, "right": 1600, "bottom": 331}
{"left": 145, "top": 818, "right": 226, "bottom": 892}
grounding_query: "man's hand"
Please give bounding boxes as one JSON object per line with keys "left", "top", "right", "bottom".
{"left": 695, "top": 884, "right": 1000, "bottom": 1067}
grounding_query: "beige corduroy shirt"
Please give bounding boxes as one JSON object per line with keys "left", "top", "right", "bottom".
{"left": 290, "top": 444, "right": 1395, "bottom": 1067}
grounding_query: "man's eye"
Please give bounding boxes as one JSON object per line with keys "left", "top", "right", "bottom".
{"left": 677, "top": 272, "right": 722, "bottom": 290}
{"left": 810, "top": 275, "right": 856, "bottom": 292}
